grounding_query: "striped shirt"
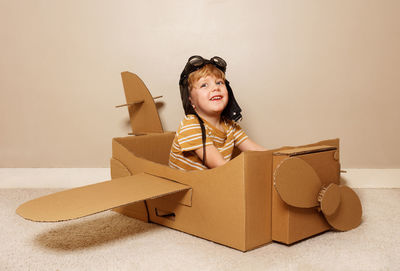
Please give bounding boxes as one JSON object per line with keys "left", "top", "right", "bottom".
{"left": 169, "top": 114, "right": 249, "bottom": 171}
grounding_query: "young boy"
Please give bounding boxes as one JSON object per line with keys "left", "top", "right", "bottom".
{"left": 169, "top": 56, "right": 265, "bottom": 171}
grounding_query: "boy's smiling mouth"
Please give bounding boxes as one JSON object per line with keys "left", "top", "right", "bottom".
{"left": 210, "top": 95, "right": 223, "bottom": 101}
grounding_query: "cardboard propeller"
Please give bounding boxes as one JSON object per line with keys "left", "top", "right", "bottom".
{"left": 273, "top": 157, "right": 362, "bottom": 231}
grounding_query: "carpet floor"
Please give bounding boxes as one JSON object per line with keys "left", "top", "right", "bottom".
{"left": 1, "top": 188, "right": 399, "bottom": 271}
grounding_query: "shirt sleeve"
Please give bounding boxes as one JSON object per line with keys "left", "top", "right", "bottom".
{"left": 233, "top": 123, "right": 249, "bottom": 146}
{"left": 177, "top": 116, "right": 213, "bottom": 152}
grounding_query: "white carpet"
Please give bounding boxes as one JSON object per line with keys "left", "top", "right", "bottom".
{"left": 1, "top": 188, "right": 399, "bottom": 271}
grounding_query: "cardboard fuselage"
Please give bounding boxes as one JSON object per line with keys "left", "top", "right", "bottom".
{"left": 111, "top": 133, "right": 340, "bottom": 251}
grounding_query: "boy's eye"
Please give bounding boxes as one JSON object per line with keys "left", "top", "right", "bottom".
{"left": 200, "top": 83, "right": 208, "bottom": 88}
{"left": 216, "top": 81, "right": 224, "bottom": 85}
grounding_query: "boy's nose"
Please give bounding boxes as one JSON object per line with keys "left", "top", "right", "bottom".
{"left": 211, "top": 84, "right": 220, "bottom": 92}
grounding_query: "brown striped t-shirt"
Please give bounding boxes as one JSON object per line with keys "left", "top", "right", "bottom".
{"left": 168, "top": 114, "right": 248, "bottom": 171}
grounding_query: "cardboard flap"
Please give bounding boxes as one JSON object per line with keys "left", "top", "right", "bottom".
{"left": 121, "top": 72, "right": 163, "bottom": 134}
{"left": 273, "top": 145, "right": 336, "bottom": 156}
{"left": 16, "top": 173, "right": 190, "bottom": 222}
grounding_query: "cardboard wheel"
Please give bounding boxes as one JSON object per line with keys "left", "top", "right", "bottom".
{"left": 274, "top": 157, "right": 322, "bottom": 208}
{"left": 319, "top": 183, "right": 341, "bottom": 216}
{"left": 324, "top": 186, "right": 362, "bottom": 231}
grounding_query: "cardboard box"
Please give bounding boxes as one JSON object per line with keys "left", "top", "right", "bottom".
{"left": 16, "top": 72, "right": 362, "bottom": 252}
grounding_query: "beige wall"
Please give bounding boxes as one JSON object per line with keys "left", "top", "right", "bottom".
{"left": 1, "top": 1, "right": 399, "bottom": 168}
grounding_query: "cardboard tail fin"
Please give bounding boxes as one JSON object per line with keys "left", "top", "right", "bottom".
{"left": 16, "top": 173, "right": 190, "bottom": 222}
{"left": 120, "top": 72, "right": 164, "bottom": 134}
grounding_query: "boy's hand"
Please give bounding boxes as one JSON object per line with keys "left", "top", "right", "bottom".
{"left": 194, "top": 145, "right": 227, "bottom": 169}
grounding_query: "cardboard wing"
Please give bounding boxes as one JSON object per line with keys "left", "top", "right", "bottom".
{"left": 16, "top": 173, "right": 190, "bottom": 222}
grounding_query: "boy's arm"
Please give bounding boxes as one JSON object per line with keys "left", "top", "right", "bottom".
{"left": 194, "top": 145, "right": 227, "bottom": 168}
{"left": 237, "top": 138, "right": 267, "bottom": 152}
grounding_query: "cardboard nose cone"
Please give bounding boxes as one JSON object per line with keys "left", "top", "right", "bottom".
{"left": 324, "top": 186, "right": 362, "bottom": 231}
{"left": 274, "top": 157, "right": 321, "bottom": 208}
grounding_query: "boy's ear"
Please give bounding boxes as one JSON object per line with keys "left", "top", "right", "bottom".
{"left": 188, "top": 97, "right": 195, "bottom": 109}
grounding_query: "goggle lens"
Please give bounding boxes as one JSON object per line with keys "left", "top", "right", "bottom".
{"left": 188, "top": 56, "right": 205, "bottom": 67}
{"left": 210, "top": 57, "right": 226, "bottom": 69}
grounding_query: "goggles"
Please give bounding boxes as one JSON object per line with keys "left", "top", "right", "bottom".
{"left": 179, "top": 56, "right": 227, "bottom": 85}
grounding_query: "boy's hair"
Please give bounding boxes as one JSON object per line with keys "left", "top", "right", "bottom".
{"left": 187, "top": 64, "right": 225, "bottom": 91}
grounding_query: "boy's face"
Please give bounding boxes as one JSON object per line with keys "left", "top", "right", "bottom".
{"left": 189, "top": 74, "right": 228, "bottom": 119}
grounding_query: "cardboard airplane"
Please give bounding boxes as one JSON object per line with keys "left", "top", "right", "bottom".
{"left": 16, "top": 72, "right": 362, "bottom": 252}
